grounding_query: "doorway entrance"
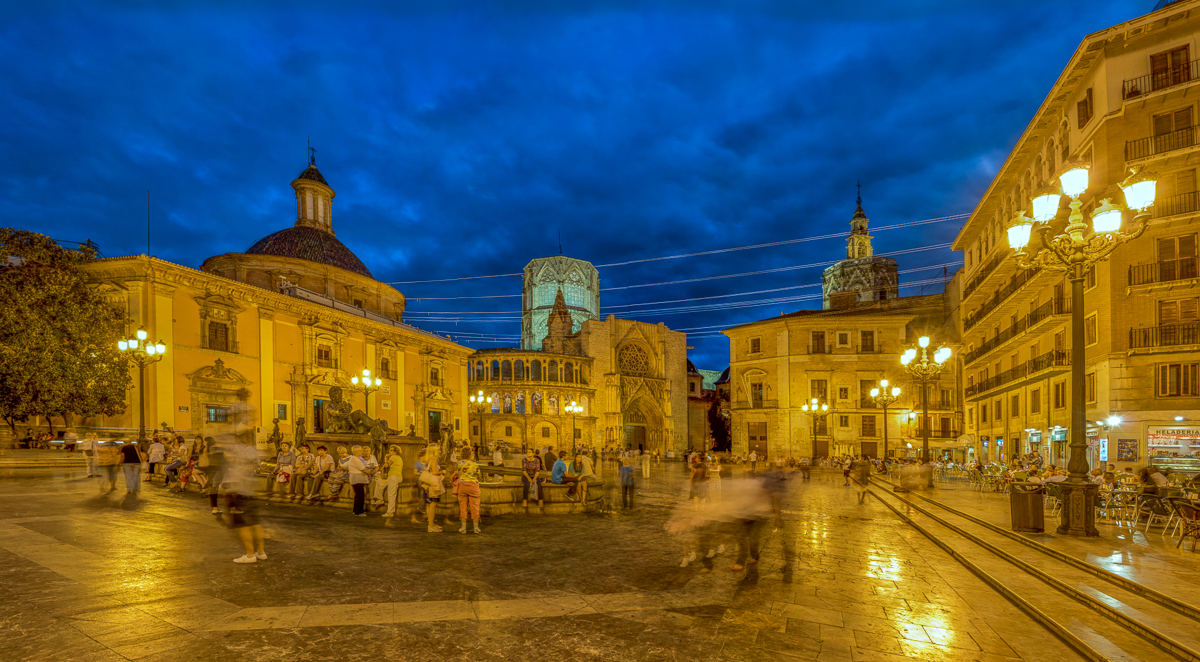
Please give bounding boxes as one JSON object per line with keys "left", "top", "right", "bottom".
{"left": 623, "top": 425, "right": 646, "bottom": 451}
{"left": 861, "top": 441, "right": 878, "bottom": 459}
{"left": 313, "top": 399, "right": 326, "bottom": 433}
{"left": 748, "top": 422, "right": 767, "bottom": 460}
{"left": 813, "top": 439, "right": 829, "bottom": 458}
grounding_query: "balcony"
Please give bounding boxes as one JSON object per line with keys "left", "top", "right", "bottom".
{"left": 1129, "top": 322, "right": 1200, "bottom": 351}
{"left": 911, "top": 428, "right": 961, "bottom": 440}
{"left": 963, "top": 297, "right": 1071, "bottom": 365}
{"left": 377, "top": 368, "right": 397, "bottom": 380}
{"left": 963, "top": 252, "right": 1005, "bottom": 300}
{"left": 1126, "top": 126, "right": 1198, "bottom": 162}
{"left": 855, "top": 344, "right": 883, "bottom": 354}
{"left": 965, "top": 349, "right": 1070, "bottom": 398}
{"left": 964, "top": 267, "right": 1041, "bottom": 331}
{"left": 1152, "top": 190, "right": 1200, "bottom": 219}
{"left": 1129, "top": 256, "right": 1199, "bottom": 288}
{"left": 1123, "top": 59, "right": 1199, "bottom": 100}
{"left": 808, "top": 345, "right": 832, "bottom": 354}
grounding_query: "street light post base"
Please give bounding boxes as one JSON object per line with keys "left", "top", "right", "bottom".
{"left": 1055, "top": 481, "right": 1099, "bottom": 537}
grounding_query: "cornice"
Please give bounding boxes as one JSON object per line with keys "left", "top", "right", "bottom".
{"left": 83, "top": 256, "right": 469, "bottom": 357}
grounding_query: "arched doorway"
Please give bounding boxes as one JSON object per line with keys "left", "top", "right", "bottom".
{"left": 622, "top": 398, "right": 663, "bottom": 452}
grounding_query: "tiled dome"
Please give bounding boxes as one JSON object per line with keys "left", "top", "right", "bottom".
{"left": 246, "top": 226, "right": 373, "bottom": 279}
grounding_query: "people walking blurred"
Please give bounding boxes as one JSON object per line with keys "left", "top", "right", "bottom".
{"left": 619, "top": 458, "right": 635, "bottom": 509}
{"left": 81, "top": 432, "right": 99, "bottom": 477}
{"left": 120, "top": 439, "right": 145, "bottom": 494}
{"left": 224, "top": 434, "right": 266, "bottom": 564}
{"left": 641, "top": 449, "right": 651, "bottom": 478}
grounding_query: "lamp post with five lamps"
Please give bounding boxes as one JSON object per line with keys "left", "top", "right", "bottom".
{"left": 349, "top": 369, "right": 383, "bottom": 411}
{"left": 468, "top": 391, "right": 493, "bottom": 448}
{"left": 870, "top": 380, "right": 901, "bottom": 461}
{"left": 900, "top": 336, "right": 951, "bottom": 486}
{"left": 565, "top": 401, "right": 583, "bottom": 453}
{"left": 801, "top": 397, "right": 830, "bottom": 460}
{"left": 117, "top": 327, "right": 166, "bottom": 445}
{"left": 1006, "top": 162, "right": 1157, "bottom": 537}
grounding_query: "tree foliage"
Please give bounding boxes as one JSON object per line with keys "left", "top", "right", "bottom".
{"left": 708, "top": 396, "right": 731, "bottom": 452}
{"left": 0, "top": 229, "right": 131, "bottom": 432}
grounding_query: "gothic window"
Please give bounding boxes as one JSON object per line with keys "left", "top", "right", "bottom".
{"left": 491, "top": 360, "right": 501, "bottom": 380}
{"left": 491, "top": 392, "right": 501, "bottom": 413}
{"left": 516, "top": 393, "right": 525, "bottom": 414}
{"left": 532, "top": 393, "right": 543, "bottom": 414}
{"left": 208, "top": 321, "right": 230, "bottom": 352}
{"left": 617, "top": 344, "right": 650, "bottom": 376}
{"left": 550, "top": 395, "right": 559, "bottom": 415}
{"left": 317, "top": 344, "right": 334, "bottom": 368}
{"left": 548, "top": 361, "right": 559, "bottom": 382}
{"left": 564, "top": 362, "right": 574, "bottom": 383}
{"left": 503, "top": 393, "right": 513, "bottom": 414}
{"left": 531, "top": 360, "right": 543, "bottom": 381}
{"left": 514, "top": 360, "right": 525, "bottom": 381}
{"left": 501, "top": 360, "right": 512, "bottom": 381}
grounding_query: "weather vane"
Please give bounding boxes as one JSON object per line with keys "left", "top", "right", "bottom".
{"left": 308, "top": 137, "right": 316, "bottom": 166}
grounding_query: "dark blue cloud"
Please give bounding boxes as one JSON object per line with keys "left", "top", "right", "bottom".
{"left": 0, "top": 0, "right": 1147, "bottom": 368}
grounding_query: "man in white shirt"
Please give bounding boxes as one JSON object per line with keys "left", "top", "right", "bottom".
{"left": 347, "top": 446, "right": 370, "bottom": 516}
{"left": 641, "top": 449, "right": 651, "bottom": 478}
{"left": 749, "top": 451, "right": 758, "bottom": 472}
{"left": 79, "top": 433, "right": 99, "bottom": 477}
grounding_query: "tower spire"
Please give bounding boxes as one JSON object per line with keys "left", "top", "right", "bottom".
{"left": 856, "top": 180, "right": 863, "bottom": 213}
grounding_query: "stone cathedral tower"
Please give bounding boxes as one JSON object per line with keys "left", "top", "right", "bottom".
{"left": 520, "top": 256, "right": 600, "bottom": 350}
{"left": 820, "top": 191, "right": 899, "bottom": 309}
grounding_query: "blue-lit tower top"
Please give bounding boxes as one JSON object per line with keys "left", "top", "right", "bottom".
{"left": 521, "top": 256, "right": 600, "bottom": 350}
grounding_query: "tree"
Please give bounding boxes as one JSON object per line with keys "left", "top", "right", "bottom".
{"left": 708, "top": 397, "right": 731, "bottom": 452}
{"left": 0, "top": 229, "right": 131, "bottom": 434}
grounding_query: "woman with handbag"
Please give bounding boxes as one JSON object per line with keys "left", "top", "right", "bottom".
{"left": 414, "top": 447, "right": 445, "bottom": 532}
{"left": 455, "top": 446, "right": 483, "bottom": 534}
{"left": 521, "top": 448, "right": 544, "bottom": 510}
{"left": 272, "top": 442, "right": 297, "bottom": 496}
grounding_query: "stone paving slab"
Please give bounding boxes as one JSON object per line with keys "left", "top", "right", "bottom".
{"left": 0, "top": 465, "right": 1098, "bottom": 662}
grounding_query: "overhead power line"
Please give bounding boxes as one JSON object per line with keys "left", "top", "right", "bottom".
{"left": 386, "top": 213, "right": 967, "bottom": 285}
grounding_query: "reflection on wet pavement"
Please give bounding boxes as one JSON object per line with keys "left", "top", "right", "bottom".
{"left": 0, "top": 465, "right": 1094, "bottom": 661}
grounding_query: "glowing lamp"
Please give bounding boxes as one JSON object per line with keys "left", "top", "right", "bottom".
{"left": 1059, "top": 162, "right": 1090, "bottom": 198}
{"left": 1120, "top": 170, "right": 1157, "bottom": 211}
{"left": 1007, "top": 215, "right": 1034, "bottom": 249}
{"left": 1106, "top": 415, "right": 1121, "bottom": 426}
{"left": 155, "top": 343, "right": 165, "bottom": 354}
{"left": 891, "top": 387, "right": 901, "bottom": 397}
{"left": 1091, "top": 199, "right": 1123, "bottom": 234}
{"left": 901, "top": 349, "right": 917, "bottom": 365}
{"left": 1031, "top": 187, "right": 1062, "bottom": 223}
{"left": 145, "top": 344, "right": 156, "bottom": 355}
{"left": 870, "top": 387, "right": 880, "bottom": 398}
{"left": 118, "top": 340, "right": 128, "bottom": 351}
{"left": 136, "top": 328, "right": 148, "bottom": 340}
{"left": 918, "top": 336, "right": 930, "bottom": 348}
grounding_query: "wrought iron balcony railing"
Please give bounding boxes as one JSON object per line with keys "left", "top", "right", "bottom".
{"left": 963, "top": 266, "right": 1041, "bottom": 331}
{"left": 1123, "top": 59, "right": 1199, "bottom": 100}
{"left": 1129, "top": 256, "right": 1199, "bottom": 287}
{"left": 1126, "top": 125, "right": 1199, "bottom": 161}
{"left": 1129, "top": 322, "right": 1200, "bottom": 349}
{"left": 965, "top": 349, "right": 1070, "bottom": 397}
{"left": 963, "top": 297, "right": 1070, "bottom": 365}
{"left": 1152, "top": 190, "right": 1200, "bottom": 219}
{"left": 962, "top": 251, "right": 1005, "bottom": 300}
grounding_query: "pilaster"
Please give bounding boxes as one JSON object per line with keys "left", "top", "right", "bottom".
{"left": 153, "top": 283, "right": 176, "bottom": 430}
{"left": 259, "top": 308, "right": 275, "bottom": 432}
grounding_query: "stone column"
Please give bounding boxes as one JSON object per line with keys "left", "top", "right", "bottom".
{"left": 259, "top": 308, "right": 275, "bottom": 434}
{"left": 152, "top": 283, "right": 176, "bottom": 431}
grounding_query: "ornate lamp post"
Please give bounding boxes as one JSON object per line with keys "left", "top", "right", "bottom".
{"left": 565, "top": 401, "right": 583, "bottom": 453}
{"left": 117, "top": 327, "right": 166, "bottom": 444}
{"left": 468, "top": 390, "right": 492, "bottom": 448}
{"left": 349, "top": 369, "right": 383, "bottom": 411}
{"left": 901, "top": 336, "right": 951, "bottom": 486}
{"left": 870, "top": 379, "right": 901, "bottom": 461}
{"left": 801, "top": 397, "right": 829, "bottom": 459}
{"left": 1007, "top": 163, "right": 1156, "bottom": 537}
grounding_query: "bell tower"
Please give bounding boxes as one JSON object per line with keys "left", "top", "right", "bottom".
{"left": 291, "top": 149, "right": 336, "bottom": 235}
{"left": 846, "top": 184, "right": 874, "bottom": 259}
{"left": 821, "top": 186, "right": 899, "bottom": 309}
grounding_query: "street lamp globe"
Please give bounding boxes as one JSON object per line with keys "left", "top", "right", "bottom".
{"left": 1031, "top": 186, "right": 1063, "bottom": 223}
{"left": 155, "top": 343, "right": 166, "bottom": 354}
{"left": 145, "top": 344, "right": 156, "bottom": 356}
{"left": 1091, "top": 200, "right": 1124, "bottom": 234}
{"left": 1007, "top": 214, "right": 1034, "bottom": 249}
{"left": 901, "top": 349, "right": 917, "bottom": 365}
{"left": 918, "top": 336, "right": 930, "bottom": 348}
{"left": 1121, "top": 170, "right": 1158, "bottom": 211}
{"left": 118, "top": 340, "right": 128, "bottom": 351}
{"left": 1107, "top": 415, "right": 1122, "bottom": 427}
{"left": 1059, "top": 161, "right": 1090, "bottom": 198}
{"left": 136, "top": 328, "right": 147, "bottom": 341}
{"left": 870, "top": 387, "right": 880, "bottom": 398}
{"left": 891, "top": 386, "right": 901, "bottom": 397}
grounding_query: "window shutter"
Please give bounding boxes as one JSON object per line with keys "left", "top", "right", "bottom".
{"left": 1160, "top": 237, "right": 1179, "bottom": 261}
{"left": 1177, "top": 108, "right": 1194, "bottom": 130}
{"left": 1172, "top": 46, "right": 1190, "bottom": 70}
{"left": 1161, "top": 300, "right": 1181, "bottom": 325}
{"left": 1152, "top": 52, "right": 1170, "bottom": 74}
{"left": 1155, "top": 112, "right": 1175, "bottom": 136}
{"left": 1182, "top": 298, "right": 1200, "bottom": 322}
{"left": 1181, "top": 234, "right": 1198, "bottom": 258}
{"left": 1180, "top": 170, "right": 1197, "bottom": 195}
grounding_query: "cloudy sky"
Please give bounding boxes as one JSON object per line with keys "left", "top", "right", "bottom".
{"left": 2, "top": 0, "right": 1146, "bottom": 367}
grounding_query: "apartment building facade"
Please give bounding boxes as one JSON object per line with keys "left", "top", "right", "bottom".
{"left": 955, "top": 0, "right": 1200, "bottom": 469}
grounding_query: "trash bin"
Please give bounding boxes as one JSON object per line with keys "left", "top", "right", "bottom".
{"left": 1010, "top": 483, "right": 1045, "bottom": 533}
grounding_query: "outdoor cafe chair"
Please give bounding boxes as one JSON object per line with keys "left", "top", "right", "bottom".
{"left": 1174, "top": 501, "right": 1200, "bottom": 552}
{"left": 1136, "top": 494, "right": 1173, "bottom": 533}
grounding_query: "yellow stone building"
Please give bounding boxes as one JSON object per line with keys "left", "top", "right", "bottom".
{"left": 81, "top": 163, "right": 473, "bottom": 445}
{"left": 723, "top": 199, "right": 964, "bottom": 460}
{"left": 956, "top": 0, "right": 1200, "bottom": 469}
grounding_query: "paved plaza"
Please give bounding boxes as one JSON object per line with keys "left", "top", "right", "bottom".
{"left": 2, "top": 464, "right": 1164, "bottom": 662}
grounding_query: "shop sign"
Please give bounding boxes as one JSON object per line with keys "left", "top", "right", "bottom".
{"left": 1147, "top": 426, "right": 1200, "bottom": 447}
{"left": 1050, "top": 429, "right": 1067, "bottom": 442}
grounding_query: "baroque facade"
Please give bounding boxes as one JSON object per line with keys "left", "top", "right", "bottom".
{"left": 821, "top": 194, "right": 899, "bottom": 309}
{"left": 81, "top": 163, "right": 473, "bottom": 446}
{"left": 471, "top": 256, "right": 689, "bottom": 453}
{"left": 955, "top": 0, "right": 1200, "bottom": 469}
{"left": 724, "top": 199, "right": 964, "bottom": 460}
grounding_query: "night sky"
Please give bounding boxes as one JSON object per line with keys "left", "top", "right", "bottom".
{"left": 2, "top": 0, "right": 1147, "bottom": 369}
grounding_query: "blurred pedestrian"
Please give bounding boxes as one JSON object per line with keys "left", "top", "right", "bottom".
{"left": 619, "top": 458, "right": 635, "bottom": 509}
{"left": 146, "top": 436, "right": 166, "bottom": 482}
{"left": 707, "top": 455, "right": 722, "bottom": 503}
{"left": 97, "top": 440, "right": 120, "bottom": 492}
{"left": 641, "top": 449, "right": 651, "bottom": 478}
{"left": 690, "top": 460, "right": 708, "bottom": 510}
{"left": 224, "top": 435, "right": 267, "bottom": 564}
{"left": 81, "top": 432, "right": 99, "bottom": 477}
{"left": 120, "top": 439, "right": 145, "bottom": 494}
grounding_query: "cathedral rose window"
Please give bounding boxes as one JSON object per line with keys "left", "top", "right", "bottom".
{"left": 618, "top": 344, "right": 650, "bottom": 376}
